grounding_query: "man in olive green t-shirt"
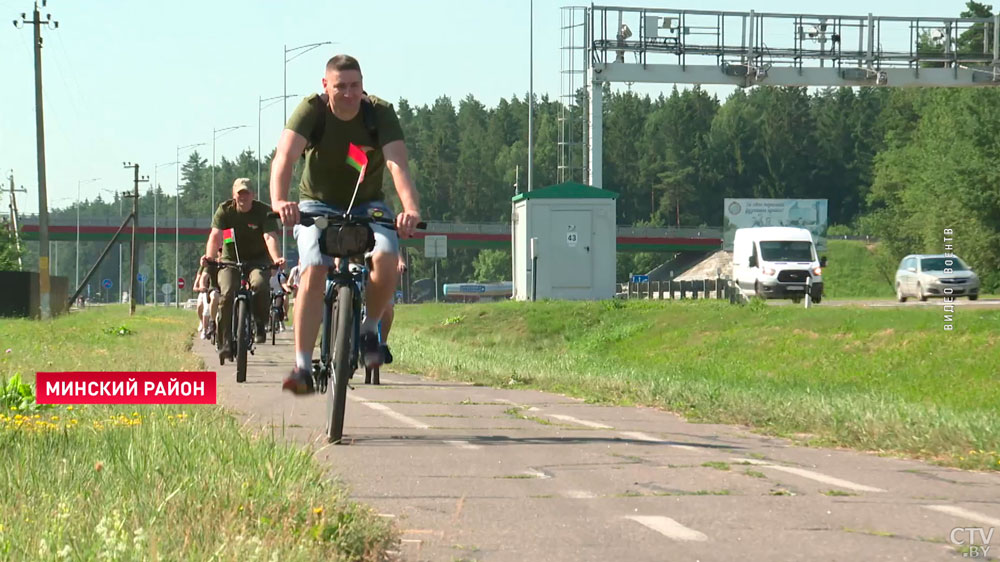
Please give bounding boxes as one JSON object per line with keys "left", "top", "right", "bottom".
{"left": 270, "top": 54, "right": 422, "bottom": 395}
{"left": 202, "top": 178, "right": 284, "bottom": 362}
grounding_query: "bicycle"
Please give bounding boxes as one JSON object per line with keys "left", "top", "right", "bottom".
{"left": 269, "top": 290, "right": 286, "bottom": 346}
{"left": 282, "top": 210, "right": 423, "bottom": 444}
{"left": 208, "top": 259, "right": 277, "bottom": 383}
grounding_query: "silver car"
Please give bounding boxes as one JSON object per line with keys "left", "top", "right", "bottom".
{"left": 895, "top": 254, "right": 980, "bottom": 302}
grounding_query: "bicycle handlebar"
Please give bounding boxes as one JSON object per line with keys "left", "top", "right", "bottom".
{"left": 267, "top": 211, "right": 427, "bottom": 231}
{"left": 203, "top": 259, "right": 280, "bottom": 271}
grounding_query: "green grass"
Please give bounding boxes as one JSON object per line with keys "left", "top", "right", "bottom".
{"left": 823, "top": 240, "right": 895, "bottom": 298}
{"left": 390, "top": 300, "right": 1000, "bottom": 471}
{"left": 0, "top": 305, "right": 395, "bottom": 561}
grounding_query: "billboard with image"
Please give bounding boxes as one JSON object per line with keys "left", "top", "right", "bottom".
{"left": 723, "top": 199, "right": 828, "bottom": 251}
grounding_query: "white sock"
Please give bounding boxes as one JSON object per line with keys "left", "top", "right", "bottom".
{"left": 360, "top": 316, "right": 379, "bottom": 335}
{"left": 295, "top": 351, "right": 312, "bottom": 371}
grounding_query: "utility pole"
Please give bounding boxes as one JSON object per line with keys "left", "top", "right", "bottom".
{"left": 14, "top": 1, "right": 59, "bottom": 319}
{"left": 7, "top": 172, "right": 27, "bottom": 270}
{"left": 123, "top": 162, "right": 148, "bottom": 316}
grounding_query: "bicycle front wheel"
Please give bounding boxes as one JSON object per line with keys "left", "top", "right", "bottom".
{"left": 326, "top": 284, "right": 354, "bottom": 444}
{"left": 235, "top": 299, "right": 249, "bottom": 383}
{"left": 270, "top": 308, "right": 278, "bottom": 345}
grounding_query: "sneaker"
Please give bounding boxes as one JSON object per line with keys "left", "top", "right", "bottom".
{"left": 255, "top": 324, "right": 266, "bottom": 343}
{"left": 380, "top": 344, "right": 393, "bottom": 365}
{"left": 282, "top": 367, "right": 315, "bottom": 395}
{"left": 360, "top": 331, "right": 382, "bottom": 368}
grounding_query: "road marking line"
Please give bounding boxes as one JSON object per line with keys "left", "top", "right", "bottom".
{"left": 350, "top": 397, "right": 430, "bottom": 429}
{"left": 625, "top": 515, "right": 709, "bottom": 542}
{"left": 443, "top": 440, "right": 482, "bottom": 450}
{"left": 525, "top": 470, "right": 551, "bottom": 479}
{"left": 730, "top": 458, "right": 885, "bottom": 492}
{"left": 548, "top": 414, "right": 613, "bottom": 429}
{"left": 620, "top": 431, "right": 698, "bottom": 451}
{"left": 565, "top": 490, "right": 597, "bottom": 499}
{"left": 351, "top": 398, "right": 483, "bottom": 449}
{"left": 925, "top": 505, "right": 1000, "bottom": 527}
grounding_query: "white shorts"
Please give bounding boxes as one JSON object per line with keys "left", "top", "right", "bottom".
{"left": 197, "top": 292, "right": 210, "bottom": 312}
{"left": 294, "top": 200, "right": 399, "bottom": 268}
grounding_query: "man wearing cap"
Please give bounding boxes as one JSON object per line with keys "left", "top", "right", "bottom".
{"left": 202, "top": 178, "right": 284, "bottom": 362}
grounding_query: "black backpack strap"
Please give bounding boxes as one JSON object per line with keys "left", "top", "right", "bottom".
{"left": 306, "top": 95, "right": 327, "bottom": 152}
{"left": 360, "top": 94, "right": 380, "bottom": 148}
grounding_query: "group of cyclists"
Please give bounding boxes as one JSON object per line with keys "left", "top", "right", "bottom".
{"left": 194, "top": 53, "right": 421, "bottom": 396}
{"left": 194, "top": 246, "right": 299, "bottom": 343}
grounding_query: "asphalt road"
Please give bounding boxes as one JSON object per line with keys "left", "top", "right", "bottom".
{"left": 195, "top": 332, "right": 1000, "bottom": 562}
{"left": 773, "top": 297, "right": 1000, "bottom": 309}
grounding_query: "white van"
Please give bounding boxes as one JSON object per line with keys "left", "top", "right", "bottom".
{"left": 732, "top": 227, "right": 826, "bottom": 303}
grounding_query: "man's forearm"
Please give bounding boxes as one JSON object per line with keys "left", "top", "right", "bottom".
{"left": 388, "top": 162, "right": 420, "bottom": 213}
{"left": 205, "top": 231, "right": 222, "bottom": 258}
{"left": 270, "top": 154, "right": 293, "bottom": 203}
{"left": 265, "top": 235, "right": 282, "bottom": 263}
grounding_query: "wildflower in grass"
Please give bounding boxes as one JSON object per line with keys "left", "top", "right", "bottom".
{"left": 313, "top": 506, "right": 324, "bottom": 515}
{"left": 66, "top": 405, "right": 73, "bottom": 411}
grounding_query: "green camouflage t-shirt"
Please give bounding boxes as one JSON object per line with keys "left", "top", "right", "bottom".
{"left": 211, "top": 200, "right": 279, "bottom": 262}
{"left": 285, "top": 93, "right": 404, "bottom": 207}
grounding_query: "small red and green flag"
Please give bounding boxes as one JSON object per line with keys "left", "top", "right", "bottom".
{"left": 346, "top": 143, "right": 368, "bottom": 181}
{"left": 222, "top": 228, "right": 236, "bottom": 245}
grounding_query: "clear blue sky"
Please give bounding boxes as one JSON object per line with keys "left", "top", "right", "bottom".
{"left": 0, "top": 0, "right": 975, "bottom": 214}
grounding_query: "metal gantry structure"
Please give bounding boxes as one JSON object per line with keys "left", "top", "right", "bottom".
{"left": 559, "top": 5, "right": 1000, "bottom": 189}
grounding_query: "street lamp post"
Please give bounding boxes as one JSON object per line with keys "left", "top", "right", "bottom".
{"left": 283, "top": 41, "right": 333, "bottom": 258}
{"left": 258, "top": 94, "right": 298, "bottom": 202}
{"left": 152, "top": 161, "right": 179, "bottom": 306}
{"left": 176, "top": 142, "right": 206, "bottom": 308}
{"left": 76, "top": 177, "right": 100, "bottom": 293}
{"left": 212, "top": 125, "right": 248, "bottom": 220}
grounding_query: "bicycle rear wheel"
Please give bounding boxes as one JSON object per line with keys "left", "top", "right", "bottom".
{"left": 270, "top": 307, "right": 278, "bottom": 345}
{"left": 326, "top": 284, "right": 354, "bottom": 444}
{"left": 236, "top": 299, "right": 249, "bottom": 383}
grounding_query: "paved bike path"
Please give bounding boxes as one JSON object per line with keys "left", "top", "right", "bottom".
{"left": 195, "top": 333, "right": 1000, "bottom": 561}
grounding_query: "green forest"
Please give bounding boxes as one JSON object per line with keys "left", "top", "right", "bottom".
{"left": 7, "top": 3, "right": 1000, "bottom": 297}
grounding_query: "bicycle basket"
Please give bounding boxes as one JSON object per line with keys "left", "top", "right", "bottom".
{"left": 318, "top": 223, "right": 375, "bottom": 258}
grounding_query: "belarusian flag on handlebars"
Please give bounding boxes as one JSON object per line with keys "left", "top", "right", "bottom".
{"left": 346, "top": 143, "right": 368, "bottom": 182}
{"left": 222, "top": 228, "right": 235, "bottom": 245}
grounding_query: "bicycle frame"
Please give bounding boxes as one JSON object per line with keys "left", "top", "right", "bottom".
{"left": 316, "top": 258, "right": 368, "bottom": 388}
{"left": 220, "top": 267, "right": 258, "bottom": 354}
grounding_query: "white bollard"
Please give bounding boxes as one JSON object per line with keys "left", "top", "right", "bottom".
{"left": 804, "top": 276, "right": 812, "bottom": 309}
